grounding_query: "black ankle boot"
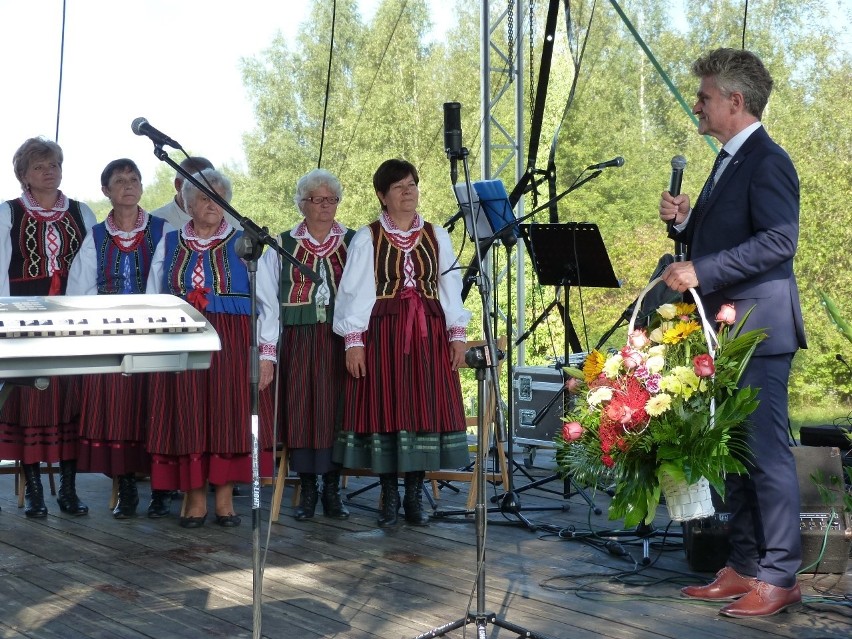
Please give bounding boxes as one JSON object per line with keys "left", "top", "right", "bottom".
{"left": 377, "top": 474, "right": 400, "bottom": 528}
{"left": 294, "top": 474, "right": 318, "bottom": 521}
{"left": 402, "top": 471, "right": 430, "bottom": 526}
{"left": 148, "top": 489, "right": 172, "bottom": 518}
{"left": 113, "top": 474, "right": 139, "bottom": 519}
{"left": 23, "top": 463, "right": 48, "bottom": 519}
{"left": 321, "top": 470, "right": 349, "bottom": 519}
{"left": 57, "top": 459, "right": 89, "bottom": 516}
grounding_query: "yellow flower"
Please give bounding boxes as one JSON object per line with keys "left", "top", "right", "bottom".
{"left": 659, "top": 365, "right": 700, "bottom": 398}
{"left": 662, "top": 320, "right": 701, "bottom": 344}
{"left": 675, "top": 302, "right": 697, "bottom": 316}
{"left": 583, "top": 349, "right": 605, "bottom": 383}
{"left": 602, "top": 353, "right": 624, "bottom": 378}
{"left": 645, "top": 393, "right": 672, "bottom": 416}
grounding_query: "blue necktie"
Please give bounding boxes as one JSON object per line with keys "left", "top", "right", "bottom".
{"left": 693, "top": 149, "right": 729, "bottom": 218}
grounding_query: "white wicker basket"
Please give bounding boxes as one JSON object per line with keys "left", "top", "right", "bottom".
{"left": 629, "top": 277, "right": 719, "bottom": 522}
{"left": 659, "top": 472, "right": 715, "bottom": 522}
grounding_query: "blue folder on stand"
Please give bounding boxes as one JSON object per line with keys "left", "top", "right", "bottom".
{"left": 452, "top": 179, "right": 519, "bottom": 243}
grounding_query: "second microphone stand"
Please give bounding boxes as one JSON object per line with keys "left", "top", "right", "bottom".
{"left": 415, "top": 151, "right": 555, "bottom": 639}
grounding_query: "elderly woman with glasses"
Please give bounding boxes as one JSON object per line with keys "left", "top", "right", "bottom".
{"left": 145, "top": 168, "right": 277, "bottom": 528}
{"left": 332, "top": 158, "right": 471, "bottom": 528}
{"left": 257, "top": 168, "right": 355, "bottom": 521}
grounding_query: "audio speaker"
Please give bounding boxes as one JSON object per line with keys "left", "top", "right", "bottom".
{"left": 511, "top": 366, "right": 565, "bottom": 447}
{"left": 793, "top": 446, "right": 850, "bottom": 574}
{"left": 682, "top": 446, "right": 851, "bottom": 574}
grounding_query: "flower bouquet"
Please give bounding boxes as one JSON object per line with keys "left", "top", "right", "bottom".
{"left": 556, "top": 278, "right": 766, "bottom": 528}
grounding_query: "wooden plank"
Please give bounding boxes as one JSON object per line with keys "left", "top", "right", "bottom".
{"left": 0, "top": 469, "right": 849, "bottom": 639}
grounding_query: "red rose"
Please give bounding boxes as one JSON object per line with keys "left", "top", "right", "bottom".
{"left": 693, "top": 353, "right": 715, "bottom": 378}
{"left": 562, "top": 421, "right": 584, "bottom": 441}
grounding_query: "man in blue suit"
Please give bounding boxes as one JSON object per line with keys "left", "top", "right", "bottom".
{"left": 659, "top": 48, "right": 806, "bottom": 618}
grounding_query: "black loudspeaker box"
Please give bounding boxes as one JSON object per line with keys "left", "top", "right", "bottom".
{"left": 682, "top": 446, "right": 851, "bottom": 574}
{"left": 511, "top": 366, "right": 565, "bottom": 447}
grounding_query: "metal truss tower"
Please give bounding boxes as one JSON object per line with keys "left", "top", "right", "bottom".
{"left": 480, "top": 0, "right": 529, "bottom": 365}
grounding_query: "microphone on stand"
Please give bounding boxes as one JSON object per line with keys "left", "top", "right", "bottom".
{"left": 586, "top": 156, "right": 625, "bottom": 170}
{"left": 131, "top": 117, "right": 182, "bottom": 149}
{"left": 443, "top": 102, "right": 463, "bottom": 184}
{"left": 668, "top": 155, "right": 687, "bottom": 260}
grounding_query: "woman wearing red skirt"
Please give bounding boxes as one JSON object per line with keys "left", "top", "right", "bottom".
{"left": 0, "top": 137, "right": 96, "bottom": 518}
{"left": 332, "top": 158, "right": 471, "bottom": 527}
{"left": 67, "top": 158, "right": 173, "bottom": 518}
{"left": 145, "top": 168, "right": 275, "bottom": 528}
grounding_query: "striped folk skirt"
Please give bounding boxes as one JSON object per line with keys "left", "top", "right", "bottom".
{"left": 146, "top": 312, "right": 274, "bottom": 491}
{"left": 76, "top": 372, "right": 151, "bottom": 476}
{"left": 334, "top": 295, "right": 469, "bottom": 474}
{"left": 0, "top": 376, "right": 81, "bottom": 464}
{"left": 272, "top": 322, "right": 346, "bottom": 475}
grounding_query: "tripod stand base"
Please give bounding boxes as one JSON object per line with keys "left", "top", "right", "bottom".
{"left": 570, "top": 523, "right": 684, "bottom": 565}
{"left": 414, "top": 611, "right": 559, "bottom": 639}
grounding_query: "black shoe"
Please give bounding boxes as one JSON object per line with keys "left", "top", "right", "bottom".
{"left": 321, "top": 471, "right": 350, "bottom": 520}
{"left": 179, "top": 513, "right": 207, "bottom": 529}
{"left": 378, "top": 474, "right": 400, "bottom": 528}
{"left": 215, "top": 513, "right": 241, "bottom": 527}
{"left": 112, "top": 474, "right": 139, "bottom": 519}
{"left": 23, "top": 463, "right": 48, "bottom": 519}
{"left": 294, "top": 474, "right": 319, "bottom": 521}
{"left": 57, "top": 460, "right": 88, "bottom": 516}
{"left": 402, "top": 471, "right": 430, "bottom": 526}
{"left": 148, "top": 490, "right": 173, "bottom": 518}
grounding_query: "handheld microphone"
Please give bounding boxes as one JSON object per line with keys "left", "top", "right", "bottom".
{"left": 131, "top": 117, "right": 182, "bottom": 149}
{"left": 667, "top": 155, "right": 687, "bottom": 232}
{"left": 586, "top": 156, "right": 624, "bottom": 170}
{"left": 669, "top": 155, "right": 687, "bottom": 197}
{"left": 443, "top": 102, "right": 463, "bottom": 184}
{"left": 668, "top": 155, "right": 687, "bottom": 260}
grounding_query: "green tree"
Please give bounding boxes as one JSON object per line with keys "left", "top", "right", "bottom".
{"left": 237, "top": 0, "right": 852, "bottom": 414}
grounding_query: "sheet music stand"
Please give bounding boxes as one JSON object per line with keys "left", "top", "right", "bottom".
{"left": 518, "top": 222, "right": 619, "bottom": 356}
{"left": 453, "top": 180, "right": 519, "bottom": 244}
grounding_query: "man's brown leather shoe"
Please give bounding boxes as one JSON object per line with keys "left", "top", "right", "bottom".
{"left": 681, "top": 566, "right": 757, "bottom": 600}
{"left": 719, "top": 581, "right": 801, "bottom": 617}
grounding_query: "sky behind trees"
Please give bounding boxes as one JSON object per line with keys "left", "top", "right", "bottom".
{"left": 0, "top": 0, "right": 454, "bottom": 200}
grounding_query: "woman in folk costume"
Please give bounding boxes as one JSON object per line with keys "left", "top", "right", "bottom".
{"left": 0, "top": 137, "right": 96, "bottom": 518}
{"left": 332, "top": 158, "right": 471, "bottom": 528}
{"left": 67, "top": 158, "right": 173, "bottom": 519}
{"left": 257, "top": 168, "right": 354, "bottom": 521}
{"left": 145, "top": 168, "right": 276, "bottom": 528}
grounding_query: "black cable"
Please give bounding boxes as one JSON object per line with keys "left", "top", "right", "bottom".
{"left": 742, "top": 0, "right": 749, "bottom": 50}
{"left": 338, "top": 0, "right": 408, "bottom": 174}
{"left": 54, "top": 0, "right": 67, "bottom": 142}
{"left": 317, "top": 0, "right": 337, "bottom": 168}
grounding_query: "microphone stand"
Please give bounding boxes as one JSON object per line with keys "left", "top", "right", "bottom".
{"left": 416, "top": 150, "right": 554, "bottom": 639}
{"left": 147, "top": 143, "right": 320, "bottom": 639}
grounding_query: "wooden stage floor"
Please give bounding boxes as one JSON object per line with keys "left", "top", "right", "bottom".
{"left": 1, "top": 454, "right": 849, "bottom": 639}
